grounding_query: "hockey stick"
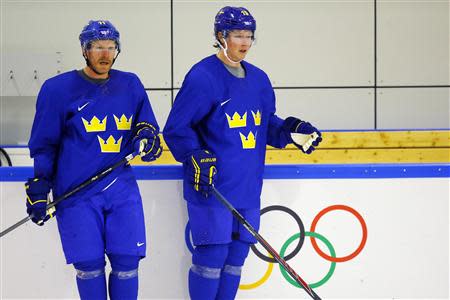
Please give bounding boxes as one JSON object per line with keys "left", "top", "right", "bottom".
{"left": 211, "top": 186, "right": 322, "bottom": 300}
{"left": 0, "top": 152, "right": 138, "bottom": 238}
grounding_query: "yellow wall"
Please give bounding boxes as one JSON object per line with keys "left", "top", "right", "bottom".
{"left": 132, "top": 131, "right": 450, "bottom": 165}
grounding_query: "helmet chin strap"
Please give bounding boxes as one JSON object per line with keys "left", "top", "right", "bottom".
{"left": 217, "top": 39, "right": 242, "bottom": 64}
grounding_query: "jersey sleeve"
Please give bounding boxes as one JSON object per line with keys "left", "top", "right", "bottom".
{"left": 132, "top": 75, "right": 160, "bottom": 132}
{"left": 28, "top": 81, "right": 65, "bottom": 181}
{"left": 264, "top": 77, "right": 291, "bottom": 149}
{"left": 163, "top": 68, "right": 215, "bottom": 162}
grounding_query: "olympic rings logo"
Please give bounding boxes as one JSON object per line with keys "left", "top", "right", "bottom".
{"left": 184, "top": 204, "right": 368, "bottom": 290}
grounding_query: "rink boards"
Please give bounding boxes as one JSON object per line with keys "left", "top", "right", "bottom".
{"left": 0, "top": 165, "right": 449, "bottom": 299}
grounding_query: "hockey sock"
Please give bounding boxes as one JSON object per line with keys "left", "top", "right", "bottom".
{"left": 216, "top": 240, "right": 250, "bottom": 300}
{"left": 108, "top": 254, "right": 140, "bottom": 300}
{"left": 108, "top": 271, "right": 138, "bottom": 300}
{"left": 74, "top": 258, "right": 107, "bottom": 300}
{"left": 215, "top": 269, "right": 241, "bottom": 300}
{"left": 189, "top": 266, "right": 221, "bottom": 300}
{"left": 190, "top": 244, "right": 229, "bottom": 300}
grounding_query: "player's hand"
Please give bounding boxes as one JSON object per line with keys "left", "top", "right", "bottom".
{"left": 283, "top": 117, "right": 322, "bottom": 154}
{"left": 25, "top": 178, "right": 55, "bottom": 226}
{"left": 133, "top": 123, "right": 163, "bottom": 162}
{"left": 187, "top": 150, "right": 217, "bottom": 197}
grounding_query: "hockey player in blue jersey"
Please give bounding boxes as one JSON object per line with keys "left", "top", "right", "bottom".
{"left": 26, "top": 20, "right": 162, "bottom": 300}
{"left": 163, "top": 6, "right": 322, "bottom": 300}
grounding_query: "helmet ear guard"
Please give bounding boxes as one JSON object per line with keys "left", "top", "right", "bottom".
{"left": 214, "top": 30, "right": 227, "bottom": 49}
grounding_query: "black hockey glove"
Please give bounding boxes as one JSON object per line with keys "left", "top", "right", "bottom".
{"left": 187, "top": 150, "right": 217, "bottom": 197}
{"left": 133, "top": 122, "right": 163, "bottom": 162}
{"left": 25, "top": 178, "right": 55, "bottom": 226}
{"left": 283, "top": 117, "right": 322, "bottom": 154}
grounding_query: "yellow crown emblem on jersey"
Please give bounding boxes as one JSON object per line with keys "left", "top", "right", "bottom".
{"left": 251, "top": 110, "right": 261, "bottom": 126}
{"left": 82, "top": 116, "right": 107, "bottom": 132}
{"left": 239, "top": 131, "right": 256, "bottom": 149}
{"left": 226, "top": 111, "right": 247, "bottom": 128}
{"left": 97, "top": 135, "right": 122, "bottom": 153}
{"left": 114, "top": 114, "right": 133, "bottom": 130}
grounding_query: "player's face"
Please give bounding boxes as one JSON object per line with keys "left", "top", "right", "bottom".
{"left": 84, "top": 40, "right": 117, "bottom": 77}
{"left": 225, "top": 30, "right": 254, "bottom": 61}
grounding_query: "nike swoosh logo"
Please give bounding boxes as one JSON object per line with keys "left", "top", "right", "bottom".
{"left": 78, "top": 102, "right": 89, "bottom": 111}
{"left": 220, "top": 98, "right": 231, "bottom": 106}
{"left": 137, "top": 242, "right": 145, "bottom": 247}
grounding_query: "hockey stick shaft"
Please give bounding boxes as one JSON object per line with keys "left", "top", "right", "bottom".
{"left": 0, "top": 152, "right": 137, "bottom": 238}
{"left": 211, "top": 186, "right": 322, "bottom": 300}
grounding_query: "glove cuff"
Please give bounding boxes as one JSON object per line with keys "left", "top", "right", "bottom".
{"left": 133, "top": 122, "right": 158, "bottom": 142}
{"left": 25, "top": 177, "right": 51, "bottom": 195}
{"left": 283, "top": 117, "right": 304, "bottom": 132}
{"left": 187, "top": 149, "right": 216, "bottom": 161}
{"left": 135, "top": 122, "right": 157, "bottom": 132}
{"left": 283, "top": 117, "right": 304, "bottom": 144}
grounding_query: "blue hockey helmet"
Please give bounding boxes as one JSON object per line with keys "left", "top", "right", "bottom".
{"left": 79, "top": 20, "right": 121, "bottom": 52}
{"left": 214, "top": 6, "right": 256, "bottom": 36}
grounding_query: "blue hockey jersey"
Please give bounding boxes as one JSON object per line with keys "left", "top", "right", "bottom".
{"left": 29, "top": 70, "right": 159, "bottom": 199}
{"left": 164, "top": 55, "right": 291, "bottom": 209}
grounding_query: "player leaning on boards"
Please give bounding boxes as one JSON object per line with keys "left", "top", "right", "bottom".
{"left": 26, "top": 20, "right": 162, "bottom": 299}
{"left": 163, "top": 6, "right": 322, "bottom": 300}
